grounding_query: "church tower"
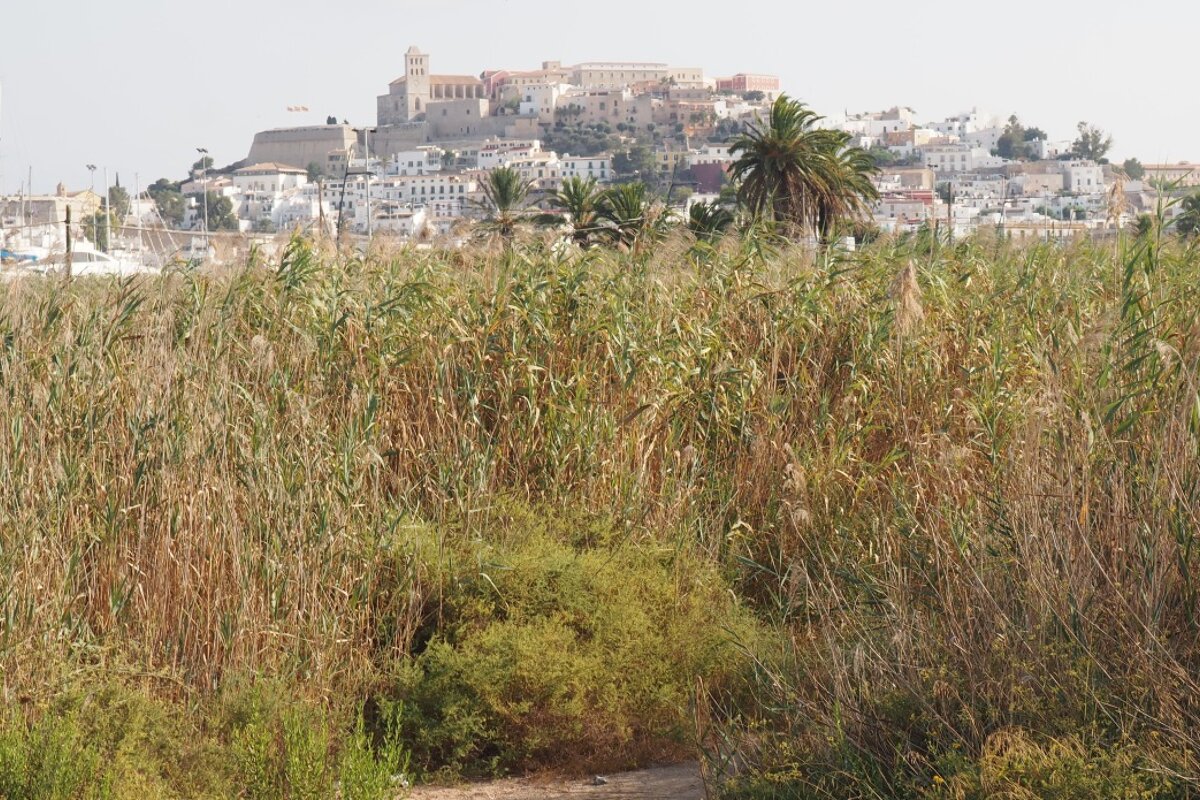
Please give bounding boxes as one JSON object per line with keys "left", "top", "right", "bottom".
{"left": 404, "top": 46, "right": 430, "bottom": 120}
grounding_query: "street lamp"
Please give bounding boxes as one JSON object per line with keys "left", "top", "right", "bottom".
{"left": 196, "top": 147, "right": 209, "bottom": 239}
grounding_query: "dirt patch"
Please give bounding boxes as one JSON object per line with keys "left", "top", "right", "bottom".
{"left": 407, "top": 762, "right": 705, "bottom": 800}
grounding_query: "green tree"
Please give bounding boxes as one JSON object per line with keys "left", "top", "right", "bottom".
{"left": 84, "top": 211, "right": 116, "bottom": 251}
{"left": 545, "top": 176, "right": 603, "bottom": 247}
{"left": 613, "top": 144, "right": 659, "bottom": 189}
{"left": 1071, "top": 122, "right": 1113, "bottom": 162}
{"left": 326, "top": 115, "right": 338, "bottom": 125}
{"left": 994, "top": 115, "right": 1041, "bottom": 160}
{"left": 1175, "top": 193, "right": 1200, "bottom": 238}
{"left": 743, "top": 90, "right": 766, "bottom": 103}
{"left": 1122, "top": 158, "right": 1145, "bottom": 180}
{"left": 867, "top": 145, "right": 899, "bottom": 168}
{"left": 107, "top": 185, "right": 131, "bottom": 218}
{"left": 306, "top": 162, "right": 324, "bottom": 182}
{"left": 191, "top": 192, "right": 237, "bottom": 231}
{"left": 192, "top": 155, "right": 214, "bottom": 173}
{"left": 478, "top": 166, "right": 535, "bottom": 240}
{"left": 729, "top": 94, "right": 879, "bottom": 241}
{"left": 541, "top": 124, "right": 620, "bottom": 157}
{"left": 147, "top": 178, "right": 186, "bottom": 228}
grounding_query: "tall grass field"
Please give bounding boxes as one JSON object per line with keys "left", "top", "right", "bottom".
{"left": 1, "top": 226, "right": 1199, "bottom": 798}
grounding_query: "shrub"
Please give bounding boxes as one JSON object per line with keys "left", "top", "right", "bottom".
{"left": 393, "top": 506, "right": 763, "bottom": 776}
{"left": 0, "top": 712, "right": 109, "bottom": 800}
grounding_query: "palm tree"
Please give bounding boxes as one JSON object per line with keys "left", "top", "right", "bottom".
{"left": 729, "top": 94, "right": 878, "bottom": 241}
{"left": 478, "top": 166, "right": 535, "bottom": 240}
{"left": 687, "top": 201, "right": 734, "bottom": 243}
{"left": 597, "top": 182, "right": 666, "bottom": 250}
{"left": 546, "top": 176, "right": 604, "bottom": 247}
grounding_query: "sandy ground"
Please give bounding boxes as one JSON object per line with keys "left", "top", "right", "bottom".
{"left": 407, "top": 762, "right": 705, "bottom": 800}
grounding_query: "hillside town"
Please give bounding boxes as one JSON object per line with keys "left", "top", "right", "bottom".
{"left": 3, "top": 45, "right": 1197, "bottom": 260}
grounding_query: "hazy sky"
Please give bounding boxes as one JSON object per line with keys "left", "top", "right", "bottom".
{"left": 1, "top": 0, "right": 1193, "bottom": 194}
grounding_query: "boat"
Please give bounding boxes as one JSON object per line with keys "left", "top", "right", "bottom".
{"left": 10, "top": 242, "right": 159, "bottom": 277}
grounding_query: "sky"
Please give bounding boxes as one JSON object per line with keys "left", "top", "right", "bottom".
{"left": 0, "top": 0, "right": 1194, "bottom": 195}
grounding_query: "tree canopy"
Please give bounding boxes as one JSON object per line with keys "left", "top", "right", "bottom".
{"left": 729, "top": 94, "right": 878, "bottom": 241}
{"left": 478, "top": 166, "right": 535, "bottom": 240}
{"left": 192, "top": 191, "right": 238, "bottom": 231}
{"left": 1071, "top": 122, "right": 1113, "bottom": 163}
{"left": 993, "top": 115, "right": 1045, "bottom": 161}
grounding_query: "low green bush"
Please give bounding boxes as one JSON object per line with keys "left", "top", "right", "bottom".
{"left": 0, "top": 711, "right": 109, "bottom": 800}
{"left": 392, "top": 506, "right": 763, "bottom": 777}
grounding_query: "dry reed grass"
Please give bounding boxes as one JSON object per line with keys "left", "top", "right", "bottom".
{"left": 0, "top": 227, "right": 1197, "bottom": 794}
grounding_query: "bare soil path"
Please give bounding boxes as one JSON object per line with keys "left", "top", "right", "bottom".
{"left": 407, "top": 762, "right": 705, "bottom": 800}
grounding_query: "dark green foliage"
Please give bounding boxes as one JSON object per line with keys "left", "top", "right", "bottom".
{"left": 1071, "top": 121, "right": 1113, "bottom": 162}
{"left": 190, "top": 191, "right": 238, "bottom": 231}
{"left": 729, "top": 94, "right": 878, "bottom": 240}
{"left": 541, "top": 123, "right": 620, "bottom": 157}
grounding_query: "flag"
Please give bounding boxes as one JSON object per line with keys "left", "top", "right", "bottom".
{"left": 287, "top": 105, "right": 310, "bottom": 112}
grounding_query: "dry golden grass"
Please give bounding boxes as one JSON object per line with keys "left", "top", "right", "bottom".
{"left": 0, "top": 225, "right": 1198, "bottom": 795}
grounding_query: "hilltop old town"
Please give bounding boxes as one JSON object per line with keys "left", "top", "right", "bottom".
{"left": 2, "top": 45, "right": 1195, "bottom": 258}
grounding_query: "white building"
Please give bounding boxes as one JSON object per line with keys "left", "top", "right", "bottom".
{"left": 232, "top": 163, "right": 308, "bottom": 194}
{"left": 477, "top": 139, "right": 545, "bottom": 170}
{"left": 1060, "top": 160, "right": 1105, "bottom": 194}
{"left": 831, "top": 107, "right": 918, "bottom": 138}
{"left": 272, "top": 185, "right": 332, "bottom": 233}
{"left": 374, "top": 205, "right": 429, "bottom": 238}
{"left": 559, "top": 154, "right": 612, "bottom": 182}
{"left": 385, "top": 148, "right": 444, "bottom": 176}
{"left": 922, "top": 144, "right": 1006, "bottom": 174}
{"left": 517, "top": 83, "right": 574, "bottom": 124}
{"left": 927, "top": 108, "right": 1002, "bottom": 139}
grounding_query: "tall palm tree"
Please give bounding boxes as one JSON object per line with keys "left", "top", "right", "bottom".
{"left": 729, "top": 94, "right": 878, "bottom": 241}
{"left": 814, "top": 143, "right": 880, "bottom": 242}
{"left": 478, "top": 166, "right": 535, "bottom": 240}
{"left": 546, "top": 176, "right": 603, "bottom": 247}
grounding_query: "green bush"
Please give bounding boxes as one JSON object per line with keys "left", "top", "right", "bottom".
{"left": 230, "top": 693, "right": 332, "bottom": 800}
{"left": 393, "top": 506, "right": 763, "bottom": 776}
{"left": 338, "top": 706, "right": 410, "bottom": 800}
{"left": 0, "top": 712, "right": 109, "bottom": 800}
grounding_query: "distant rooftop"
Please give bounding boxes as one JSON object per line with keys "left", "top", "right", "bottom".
{"left": 236, "top": 162, "right": 307, "bottom": 175}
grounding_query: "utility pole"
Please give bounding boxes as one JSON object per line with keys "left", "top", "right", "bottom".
{"left": 104, "top": 166, "right": 111, "bottom": 253}
{"left": 64, "top": 205, "right": 72, "bottom": 278}
{"left": 316, "top": 179, "right": 326, "bottom": 242}
{"left": 196, "top": 147, "right": 210, "bottom": 244}
{"left": 946, "top": 181, "right": 953, "bottom": 245}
